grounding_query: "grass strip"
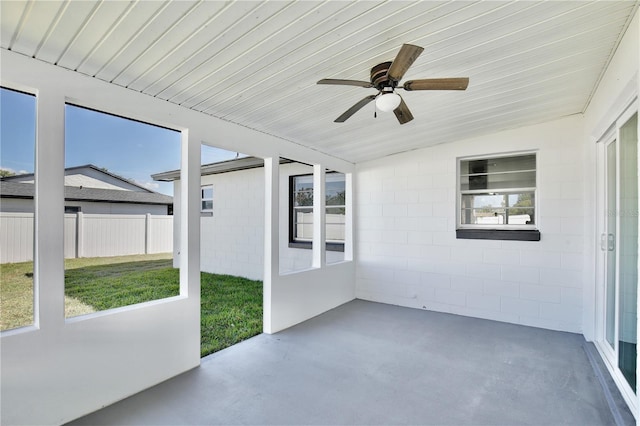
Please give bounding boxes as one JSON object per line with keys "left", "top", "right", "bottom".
{"left": 2, "top": 255, "right": 262, "bottom": 358}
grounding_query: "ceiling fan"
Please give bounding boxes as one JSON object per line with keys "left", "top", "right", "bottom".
{"left": 317, "top": 44, "right": 469, "bottom": 125}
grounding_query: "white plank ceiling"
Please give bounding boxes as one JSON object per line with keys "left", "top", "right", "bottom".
{"left": 1, "top": 0, "right": 638, "bottom": 163}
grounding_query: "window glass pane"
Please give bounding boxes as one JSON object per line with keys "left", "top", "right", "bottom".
{"left": 618, "top": 112, "right": 638, "bottom": 391}
{"left": 64, "top": 104, "right": 180, "bottom": 318}
{"left": 294, "top": 175, "right": 313, "bottom": 190}
{"left": 293, "top": 174, "right": 313, "bottom": 207}
{"left": 326, "top": 207, "right": 346, "bottom": 242}
{"left": 292, "top": 174, "right": 313, "bottom": 242}
{"left": 326, "top": 171, "right": 346, "bottom": 262}
{"left": 291, "top": 173, "right": 347, "bottom": 243}
{"left": 295, "top": 207, "right": 313, "bottom": 241}
{"left": 283, "top": 164, "right": 315, "bottom": 274}
{"left": 0, "top": 87, "right": 36, "bottom": 331}
{"left": 461, "top": 192, "right": 535, "bottom": 225}
{"left": 326, "top": 173, "right": 345, "bottom": 206}
{"left": 461, "top": 154, "right": 536, "bottom": 175}
{"left": 202, "top": 187, "right": 213, "bottom": 199}
{"left": 201, "top": 185, "right": 213, "bottom": 212}
{"left": 460, "top": 170, "right": 535, "bottom": 191}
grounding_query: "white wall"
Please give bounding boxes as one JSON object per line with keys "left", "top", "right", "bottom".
{"left": 183, "top": 162, "right": 345, "bottom": 280}
{"left": 1, "top": 49, "right": 354, "bottom": 425}
{"left": 200, "top": 167, "right": 264, "bottom": 280}
{"left": 356, "top": 115, "right": 585, "bottom": 333}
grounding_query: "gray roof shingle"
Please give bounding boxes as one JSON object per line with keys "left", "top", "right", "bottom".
{"left": 1, "top": 181, "right": 172, "bottom": 205}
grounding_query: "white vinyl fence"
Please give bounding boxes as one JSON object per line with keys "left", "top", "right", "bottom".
{"left": 1, "top": 212, "right": 173, "bottom": 264}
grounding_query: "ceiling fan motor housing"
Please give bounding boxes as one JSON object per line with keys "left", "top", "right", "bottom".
{"left": 370, "top": 61, "right": 395, "bottom": 90}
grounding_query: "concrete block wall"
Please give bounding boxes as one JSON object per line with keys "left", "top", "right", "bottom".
{"left": 355, "top": 115, "right": 586, "bottom": 333}
{"left": 200, "top": 167, "right": 265, "bottom": 281}
{"left": 197, "top": 162, "right": 345, "bottom": 280}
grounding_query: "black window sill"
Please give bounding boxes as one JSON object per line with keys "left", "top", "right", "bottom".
{"left": 288, "top": 241, "right": 345, "bottom": 252}
{"left": 456, "top": 229, "right": 540, "bottom": 241}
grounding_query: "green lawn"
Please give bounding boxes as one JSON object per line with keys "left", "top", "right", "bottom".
{"left": 1, "top": 254, "right": 263, "bottom": 357}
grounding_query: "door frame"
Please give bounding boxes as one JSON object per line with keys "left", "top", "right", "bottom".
{"left": 594, "top": 99, "right": 639, "bottom": 417}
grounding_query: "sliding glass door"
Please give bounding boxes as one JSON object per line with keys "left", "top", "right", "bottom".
{"left": 598, "top": 105, "right": 638, "bottom": 407}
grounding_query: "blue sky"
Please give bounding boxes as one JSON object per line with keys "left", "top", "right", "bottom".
{"left": 1, "top": 87, "right": 242, "bottom": 196}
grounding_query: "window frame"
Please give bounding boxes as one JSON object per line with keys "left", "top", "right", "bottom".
{"left": 456, "top": 151, "right": 540, "bottom": 241}
{"left": 201, "top": 184, "right": 213, "bottom": 215}
{"left": 288, "top": 172, "right": 345, "bottom": 252}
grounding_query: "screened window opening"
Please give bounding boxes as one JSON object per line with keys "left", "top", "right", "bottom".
{"left": 0, "top": 87, "right": 37, "bottom": 331}
{"left": 290, "top": 172, "right": 345, "bottom": 250}
{"left": 64, "top": 103, "right": 180, "bottom": 318}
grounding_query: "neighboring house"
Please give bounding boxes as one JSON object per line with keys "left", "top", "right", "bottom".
{"left": 1, "top": 165, "right": 174, "bottom": 263}
{"left": 153, "top": 157, "right": 345, "bottom": 281}
{"left": 1, "top": 164, "right": 172, "bottom": 214}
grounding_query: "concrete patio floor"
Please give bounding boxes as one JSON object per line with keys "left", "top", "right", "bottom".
{"left": 70, "top": 299, "right": 633, "bottom": 425}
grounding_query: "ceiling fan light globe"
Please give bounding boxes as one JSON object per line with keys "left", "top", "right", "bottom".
{"left": 376, "top": 93, "right": 401, "bottom": 112}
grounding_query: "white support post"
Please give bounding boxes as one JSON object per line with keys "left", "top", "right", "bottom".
{"left": 172, "top": 182, "right": 181, "bottom": 269}
{"left": 344, "top": 172, "right": 354, "bottom": 262}
{"left": 263, "top": 157, "right": 279, "bottom": 334}
{"left": 179, "top": 129, "right": 201, "bottom": 298}
{"left": 35, "top": 89, "right": 65, "bottom": 329}
{"left": 312, "top": 165, "right": 326, "bottom": 268}
{"left": 145, "top": 213, "right": 151, "bottom": 254}
{"left": 76, "top": 212, "right": 84, "bottom": 258}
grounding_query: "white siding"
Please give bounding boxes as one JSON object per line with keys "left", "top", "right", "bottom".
{"left": 200, "top": 167, "right": 264, "bottom": 281}
{"left": 193, "top": 162, "right": 346, "bottom": 280}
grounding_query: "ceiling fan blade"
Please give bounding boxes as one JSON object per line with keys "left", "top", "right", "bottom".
{"left": 334, "top": 95, "right": 377, "bottom": 122}
{"left": 317, "top": 79, "right": 374, "bottom": 88}
{"left": 393, "top": 96, "right": 414, "bottom": 125}
{"left": 403, "top": 78, "right": 469, "bottom": 91}
{"left": 386, "top": 44, "right": 424, "bottom": 82}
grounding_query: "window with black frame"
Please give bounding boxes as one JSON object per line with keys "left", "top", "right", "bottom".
{"left": 290, "top": 172, "right": 345, "bottom": 251}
